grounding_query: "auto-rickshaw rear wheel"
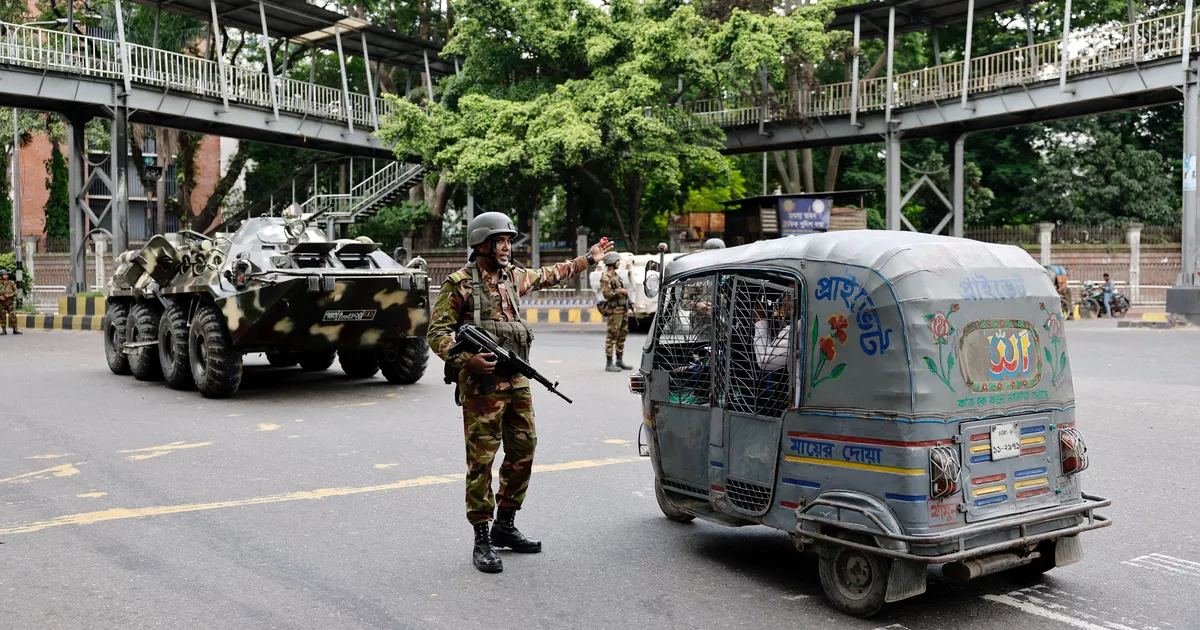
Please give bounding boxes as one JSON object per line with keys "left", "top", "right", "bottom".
{"left": 654, "top": 481, "right": 695, "bottom": 523}
{"left": 818, "top": 534, "right": 890, "bottom": 618}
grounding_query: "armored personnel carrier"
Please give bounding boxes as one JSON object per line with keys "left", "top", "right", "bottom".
{"left": 102, "top": 214, "right": 430, "bottom": 398}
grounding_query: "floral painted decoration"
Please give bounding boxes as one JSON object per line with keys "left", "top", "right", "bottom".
{"left": 922, "top": 303, "right": 960, "bottom": 392}
{"left": 810, "top": 313, "right": 849, "bottom": 390}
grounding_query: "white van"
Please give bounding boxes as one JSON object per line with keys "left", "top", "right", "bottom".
{"left": 589, "top": 251, "right": 683, "bottom": 331}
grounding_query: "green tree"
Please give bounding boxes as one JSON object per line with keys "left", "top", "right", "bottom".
{"left": 43, "top": 144, "right": 69, "bottom": 239}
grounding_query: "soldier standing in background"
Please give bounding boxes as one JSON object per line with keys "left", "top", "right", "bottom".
{"left": 600, "top": 253, "right": 632, "bottom": 372}
{"left": 426, "top": 212, "right": 612, "bottom": 574}
{"left": 0, "top": 269, "right": 20, "bottom": 335}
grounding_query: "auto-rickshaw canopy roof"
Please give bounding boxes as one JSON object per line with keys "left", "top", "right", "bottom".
{"left": 664, "top": 231, "right": 1044, "bottom": 291}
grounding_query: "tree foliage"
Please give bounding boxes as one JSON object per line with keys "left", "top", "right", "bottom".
{"left": 43, "top": 144, "right": 69, "bottom": 240}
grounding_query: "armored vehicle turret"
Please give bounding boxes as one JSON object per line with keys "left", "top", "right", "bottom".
{"left": 102, "top": 216, "right": 430, "bottom": 398}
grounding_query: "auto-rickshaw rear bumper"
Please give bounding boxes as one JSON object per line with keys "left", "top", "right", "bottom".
{"left": 795, "top": 493, "right": 1111, "bottom": 565}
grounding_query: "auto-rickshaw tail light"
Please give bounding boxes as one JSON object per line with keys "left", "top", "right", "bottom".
{"left": 1060, "top": 428, "right": 1089, "bottom": 476}
{"left": 929, "top": 446, "right": 962, "bottom": 499}
{"left": 629, "top": 372, "right": 647, "bottom": 395}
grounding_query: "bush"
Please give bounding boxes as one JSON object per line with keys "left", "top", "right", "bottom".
{"left": 0, "top": 252, "right": 34, "bottom": 308}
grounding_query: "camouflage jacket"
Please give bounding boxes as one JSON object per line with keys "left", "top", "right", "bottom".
{"left": 428, "top": 256, "right": 590, "bottom": 392}
{"left": 599, "top": 269, "right": 628, "bottom": 314}
{"left": 0, "top": 279, "right": 16, "bottom": 302}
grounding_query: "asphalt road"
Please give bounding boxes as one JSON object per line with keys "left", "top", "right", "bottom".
{"left": 0, "top": 321, "right": 1197, "bottom": 630}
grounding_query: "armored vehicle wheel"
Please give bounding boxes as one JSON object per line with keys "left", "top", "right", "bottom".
{"left": 159, "top": 303, "right": 194, "bottom": 390}
{"left": 128, "top": 302, "right": 164, "bottom": 381}
{"left": 104, "top": 300, "right": 132, "bottom": 375}
{"left": 266, "top": 351, "right": 299, "bottom": 368}
{"left": 188, "top": 303, "right": 243, "bottom": 398}
{"left": 298, "top": 351, "right": 336, "bottom": 372}
{"left": 379, "top": 338, "right": 429, "bottom": 384}
{"left": 654, "top": 481, "right": 695, "bottom": 523}
{"left": 818, "top": 534, "right": 890, "bottom": 618}
{"left": 338, "top": 349, "right": 380, "bottom": 379}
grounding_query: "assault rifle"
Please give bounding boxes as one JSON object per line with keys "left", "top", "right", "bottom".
{"left": 448, "top": 324, "right": 573, "bottom": 404}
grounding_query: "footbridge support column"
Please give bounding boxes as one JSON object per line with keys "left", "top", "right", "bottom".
{"left": 67, "top": 114, "right": 89, "bottom": 294}
{"left": 885, "top": 129, "right": 902, "bottom": 231}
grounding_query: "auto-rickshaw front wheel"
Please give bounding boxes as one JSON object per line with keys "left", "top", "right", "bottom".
{"left": 818, "top": 534, "right": 890, "bottom": 618}
{"left": 654, "top": 481, "right": 696, "bottom": 523}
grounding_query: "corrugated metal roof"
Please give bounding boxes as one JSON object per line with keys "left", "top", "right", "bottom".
{"left": 831, "top": 0, "right": 1029, "bottom": 38}
{"left": 127, "top": 0, "right": 453, "bottom": 74}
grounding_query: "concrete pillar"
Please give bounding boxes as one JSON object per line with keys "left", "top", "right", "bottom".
{"left": 22, "top": 241, "right": 34, "bottom": 282}
{"left": 1038, "top": 222, "right": 1055, "bottom": 265}
{"left": 94, "top": 237, "right": 107, "bottom": 290}
{"left": 952, "top": 134, "right": 967, "bottom": 238}
{"left": 1126, "top": 222, "right": 1143, "bottom": 305}
{"left": 111, "top": 106, "right": 129, "bottom": 254}
{"left": 67, "top": 114, "right": 88, "bottom": 295}
{"left": 576, "top": 226, "right": 591, "bottom": 291}
{"left": 1167, "top": 59, "right": 1200, "bottom": 321}
{"left": 885, "top": 131, "right": 902, "bottom": 230}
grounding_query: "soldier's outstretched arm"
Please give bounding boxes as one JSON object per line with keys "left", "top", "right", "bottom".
{"left": 427, "top": 281, "right": 471, "bottom": 369}
{"left": 514, "top": 239, "right": 613, "bottom": 296}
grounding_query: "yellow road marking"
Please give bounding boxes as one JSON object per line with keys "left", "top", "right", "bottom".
{"left": 333, "top": 402, "right": 377, "bottom": 409}
{"left": 603, "top": 439, "right": 629, "bottom": 445}
{"left": 373, "top": 464, "right": 399, "bottom": 470}
{"left": 0, "top": 463, "right": 84, "bottom": 484}
{"left": 0, "top": 457, "right": 642, "bottom": 536}
{"left": 119, "top": 441, "right": 212, "bottom": 461}
{"left": 24, "top": 453, "right": 70, "bottom": 460}
{"left": 77, "top": 492, "right": 108, "bottom": 499}
{"left": 286, "top": 435, "right": 302, "bottom": 439}
{"left": 385, "top": 393, "right": 403, "bottom": 398}
{"left": 257, "top": 424, "right": 280, "bottom": 432}
{"left": 228, "top": 413, "right": 244, "bottom": 417}
{"left": 545, "top": 360, "right": 563, "bottom": 364}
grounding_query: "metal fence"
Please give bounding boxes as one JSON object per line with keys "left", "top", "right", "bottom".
{"left": 964, "top": 225, "right": 1182, "bottom": 245}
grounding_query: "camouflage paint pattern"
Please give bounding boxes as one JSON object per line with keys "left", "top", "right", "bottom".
{"left": 463, "top": 387, "right": 537, "bottom": 524}
{"left": 103, "top": 217, "right": 429, "bottom": 352}
{"left": 605, "top": 311, "right": 628, "bottom": 357}
{"left": 428, "top": 256, "right": 589, "bottom": 393}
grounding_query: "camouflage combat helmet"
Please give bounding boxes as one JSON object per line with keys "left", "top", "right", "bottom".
{"left": 602, "top": 252, "right": 621, "bottom": 266}
{"left": 702, "top": 238, "right": 726, "bottom": 250}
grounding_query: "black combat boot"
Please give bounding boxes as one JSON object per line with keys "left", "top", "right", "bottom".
{"left": 10, "top": 327, "right": 20, "bottom": 335}
{"left": 605, "top": 357, "right": 620, "bottom": 372}
{"left": 0, "top": 327, "right": 6, "bottom": 335}
{"left": 615, "top": 354, "right": 633, "bottom": 370}
{"left": 491, "top": 509, "right": 542, "bottom": 553}
{"left": 472, "top": 522, "right": 503, "bottom": 573}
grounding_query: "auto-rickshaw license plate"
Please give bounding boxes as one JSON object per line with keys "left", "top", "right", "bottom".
{"left": 990, "top": 422, "right": 1021, "bottom": 460}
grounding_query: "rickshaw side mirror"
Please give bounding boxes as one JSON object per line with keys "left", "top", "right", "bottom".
{"left": 644, "top": 270, "right": 661, "bottom": 299}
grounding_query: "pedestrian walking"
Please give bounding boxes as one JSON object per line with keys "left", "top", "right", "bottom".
{"left": 426, "top": 212, "right": 612, "bottom": 573}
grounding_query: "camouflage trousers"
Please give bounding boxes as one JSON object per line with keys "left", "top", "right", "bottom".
{"left": 462, "top": 387, "right": 537, "bottom": 524}
{"left": 0, "top": 300, "right": 15, "bottom": 330}
{"left": 605, "top": 311, "right": 628, "bottom": 357}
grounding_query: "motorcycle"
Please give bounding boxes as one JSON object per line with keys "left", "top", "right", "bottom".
{"left": 1080, "top": 281, "right": 1130, "bottom": 318}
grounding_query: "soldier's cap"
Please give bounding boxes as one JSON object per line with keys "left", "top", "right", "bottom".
{"left": 602, "top": 252, "right": 621, "bottom": 266}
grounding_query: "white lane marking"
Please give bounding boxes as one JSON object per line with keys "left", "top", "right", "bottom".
{"left": 1123, "top": 553, "right": 1200, "bottom": 579}
{"left": 870, "top": 625, "right": 912, "bottom": 630}
{"left": 781, "top": 594, "right": 809, "bottom": 601}
{"left": 986, "top": 586, "right": 1167, "bottom": 630}
{"left": 984, "top": 594, "right": 1117, "bottom": 630}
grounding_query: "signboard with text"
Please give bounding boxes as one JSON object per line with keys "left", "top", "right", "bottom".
{"left": 778, "top": 197, "right": 832, "bottom": 234}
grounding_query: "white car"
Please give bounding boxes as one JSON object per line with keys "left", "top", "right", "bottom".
{"left": 589, "top": 251, "right": 683, "bottom": 331}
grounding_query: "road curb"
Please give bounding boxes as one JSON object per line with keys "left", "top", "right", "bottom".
{"left": 523, "top": 307, "right": 605, "bottom": 324}
{"left": 20, "top": 314, "right": 103, "bottom": 331}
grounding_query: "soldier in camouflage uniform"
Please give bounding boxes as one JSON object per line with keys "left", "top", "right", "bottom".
{"left": 427, "top": 212, "right": 611, "bottom": 573}
{"left": 0, "top": 268, "right": 19, "bottom": 335}
{"left": 600, "top": 253, "right": 632, "bottom": 372}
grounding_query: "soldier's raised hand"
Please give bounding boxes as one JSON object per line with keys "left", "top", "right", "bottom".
{"left": 588, "top": 238, "right": 615, "bottom": 262}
